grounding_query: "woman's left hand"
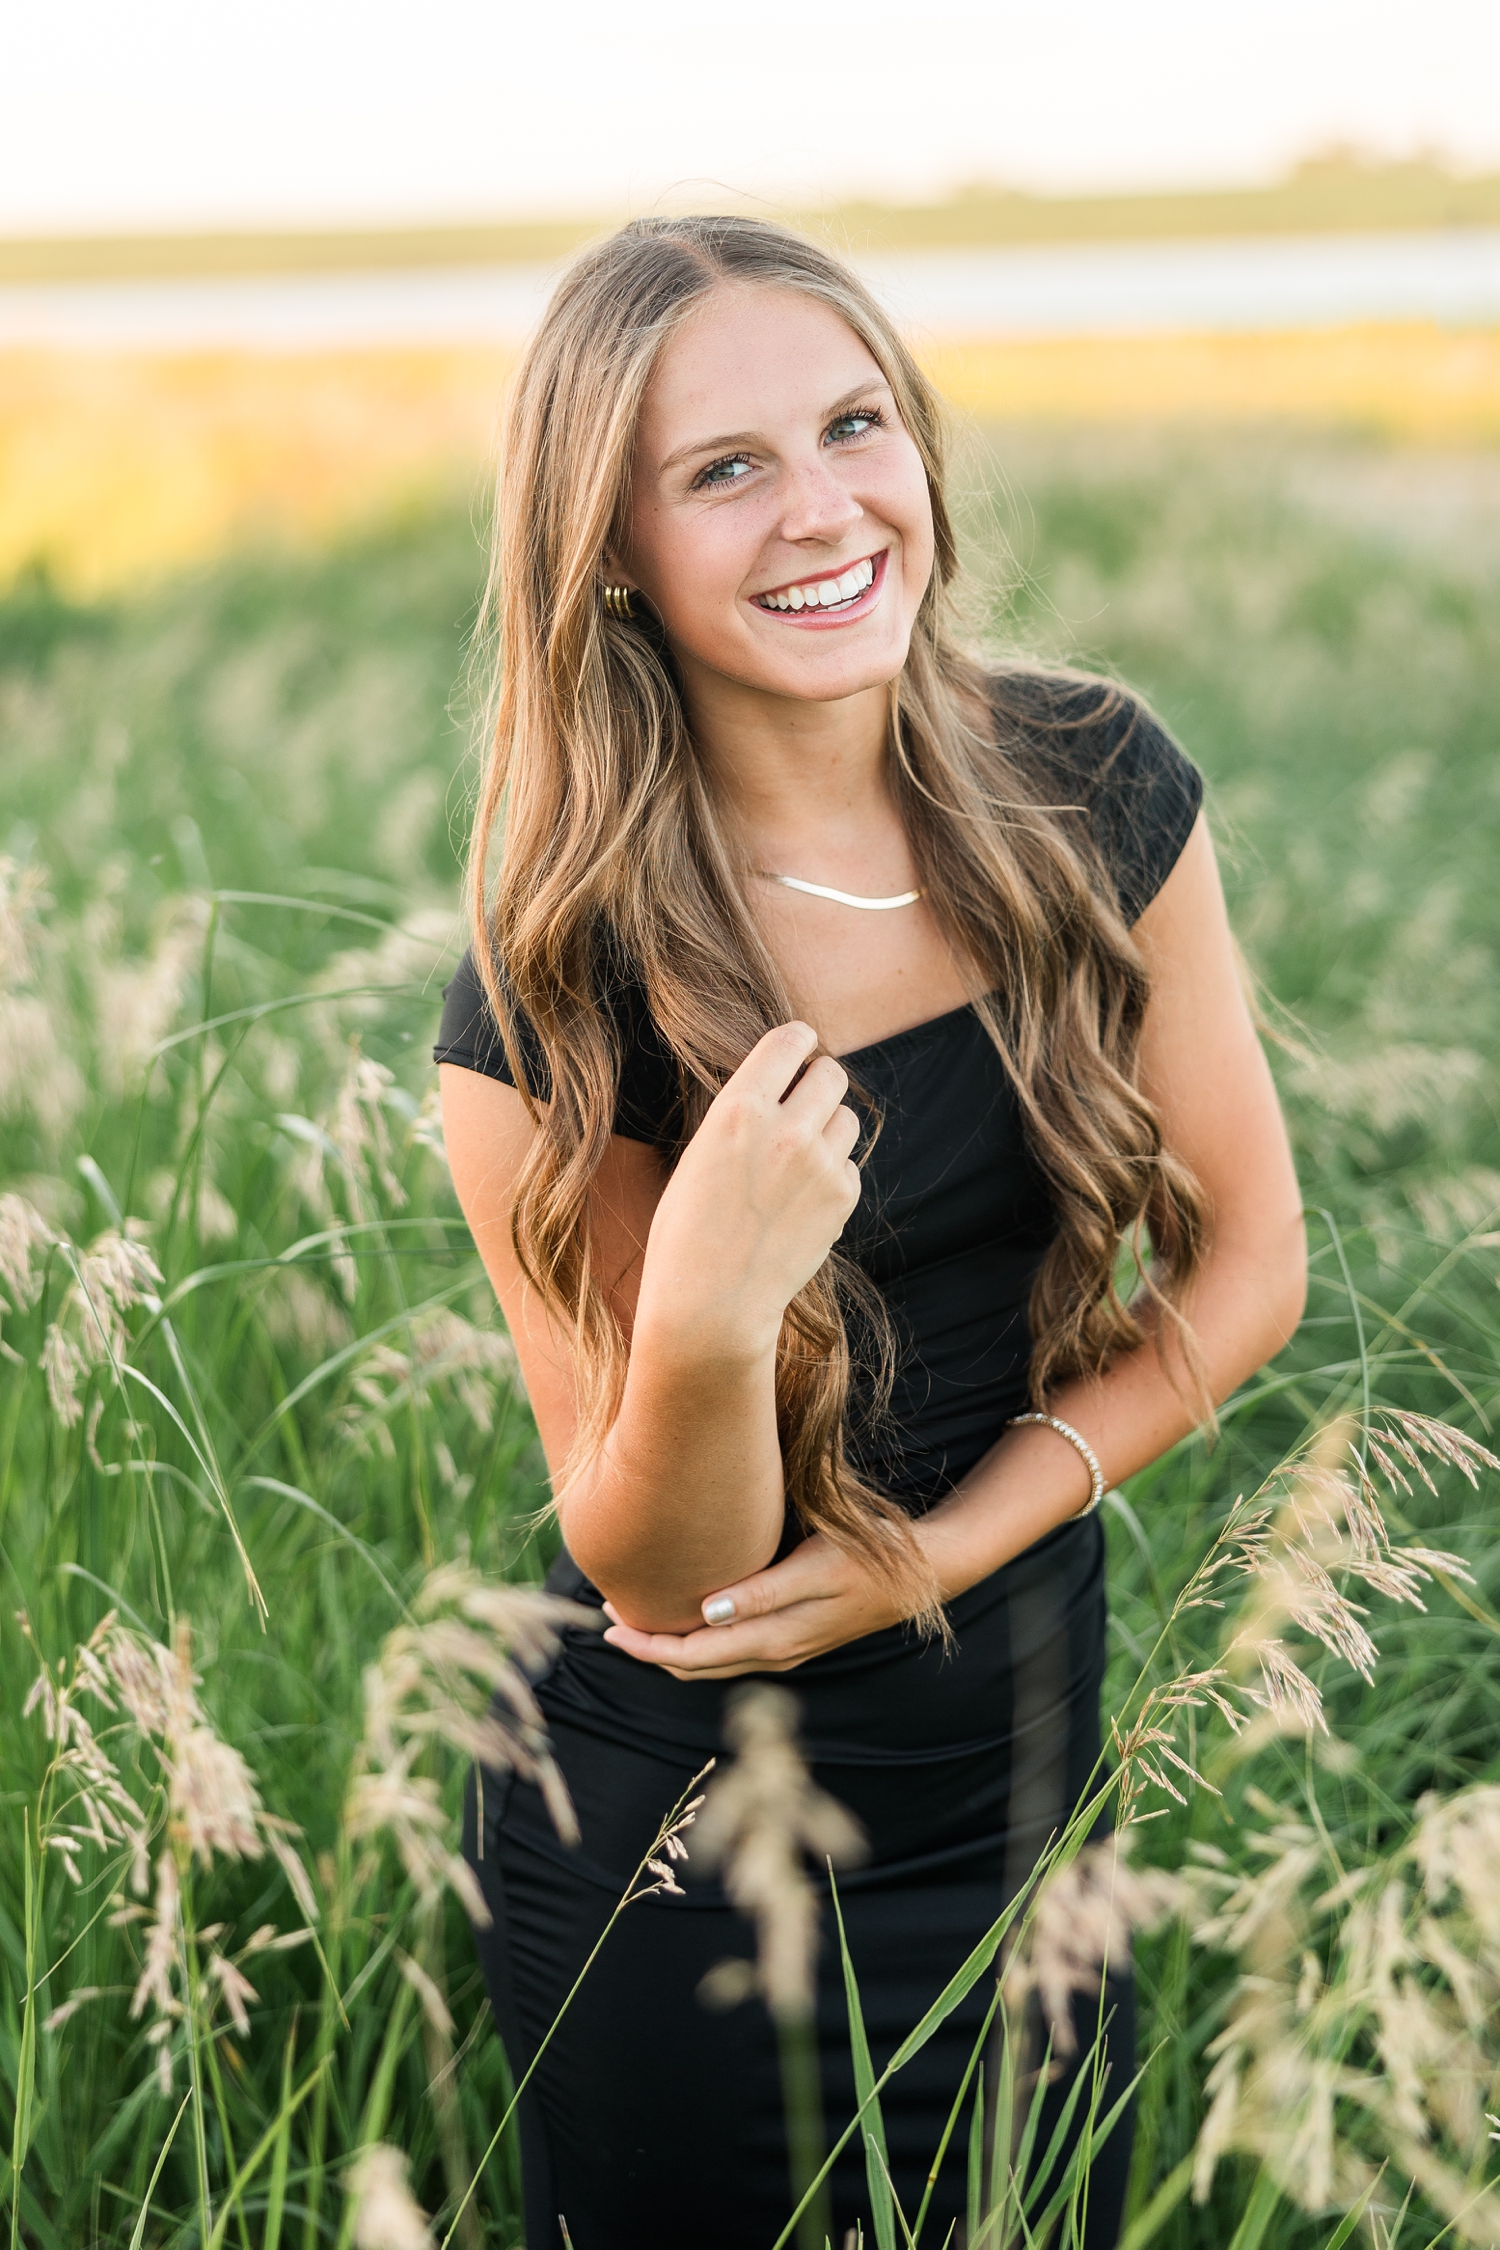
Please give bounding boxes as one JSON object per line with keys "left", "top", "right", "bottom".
{"left": 600, "top": 1533, "right": 909, "bottom": 1679}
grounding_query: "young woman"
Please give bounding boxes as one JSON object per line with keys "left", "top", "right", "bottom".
{"left": 437, "top": 214, "right": 1306, "bottom": 2249}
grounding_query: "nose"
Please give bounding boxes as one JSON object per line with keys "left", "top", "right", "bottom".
{"left": 777, "top": 452, "right": 863, "bottom": 549}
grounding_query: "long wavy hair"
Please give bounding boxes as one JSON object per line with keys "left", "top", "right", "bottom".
{"left": 468, "top": 214, "right": 1205, "bottom": 1631}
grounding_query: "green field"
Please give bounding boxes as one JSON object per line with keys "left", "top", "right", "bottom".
{"left": 3, "top": 425, "right": 1500, "bottom": 2246}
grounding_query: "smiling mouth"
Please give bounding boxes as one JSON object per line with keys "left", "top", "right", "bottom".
{"left": 752, "top": 551, "right": 883, "bottom": 617}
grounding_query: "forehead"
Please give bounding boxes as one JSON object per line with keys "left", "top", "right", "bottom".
{"left": 637, "top": 284, "right": 886, "bottom": 463}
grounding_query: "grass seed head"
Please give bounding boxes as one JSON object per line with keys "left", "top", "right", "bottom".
{"left": 170, "top": 1722, "right": 264, "bottom": 1866}
{"left": 130, "top": 1849, "right": 183, "bottom": 2028}
{"left": 397, "top": 1950, "right": 454, "bottom": 2039}
{"left": 91, "top": 895, "right": 208, "bottom": 1096}
{"left": 207, "top": 1948, "right": 259, "bottom": 2038}
{"left": 1005, "top": 1835, "right": 1186, "bottom": 2053}
{"left": 0, "top": 1191, "right": 54, "bottom": 1322}
{"left": 347, "top": 1568, "right": 598, "bottom": 1917}
{"left": 347, "top": 2142, "right": 433, "bottom": 2250}
{"left": 694, "top": 1683, "right": 865, "bottom": 2023}
{"left": 40, "top": 1223, "right": 163, "bottom": 1426}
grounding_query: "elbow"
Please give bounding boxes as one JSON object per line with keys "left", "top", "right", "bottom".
{"left": 1278, "top": 1208, "right": 1310, "bottom": 1340}
{"left": 558, "top": 1519, "right": 639, "bottom": 1623}
{"left": 1200, "top": 1205, "right": 1308, "bottom": 1377}
{"left": 554, "top": 1500, "right": 624, "bottom": 1605}
{"left": 1250, "top": 1211, "right": 1309, "bottom": 1361}
{"left": 556, "top": 1503, "right": 700, "bottom": 1636}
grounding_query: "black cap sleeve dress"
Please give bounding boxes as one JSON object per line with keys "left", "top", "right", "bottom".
{"left": 435, "top": 677, "right": 1202, "bottom": 2250}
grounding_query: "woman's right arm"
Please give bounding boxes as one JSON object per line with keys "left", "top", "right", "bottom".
{"left": 439, "top": 1021, "right": 859, "bottom": 1633}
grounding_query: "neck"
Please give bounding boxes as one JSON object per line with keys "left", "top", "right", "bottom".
{"left": 679, "top": 661, "right": 896, "bottom": 848}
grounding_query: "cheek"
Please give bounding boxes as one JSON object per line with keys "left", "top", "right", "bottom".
{"left": 632, "top": 506, "right": 747, "bottom": 631}
{"left": 884, "top": 456, "right": 936, "bottom": 579}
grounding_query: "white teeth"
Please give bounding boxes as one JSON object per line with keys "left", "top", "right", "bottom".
{"left": 758, "top": 556, "right": 878, "bottom": 612}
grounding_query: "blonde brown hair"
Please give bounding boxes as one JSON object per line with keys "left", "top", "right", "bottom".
{"left": 469, "top": 214, "right": 1204, "bottom": 1630}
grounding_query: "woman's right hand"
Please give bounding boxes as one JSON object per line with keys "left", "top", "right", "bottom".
{"left": 632, "top": 1021, "right": 861, "bottom": 1368}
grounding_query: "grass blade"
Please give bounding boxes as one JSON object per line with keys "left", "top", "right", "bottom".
{"left": 1319, "top": 2168, "right": 1385, "bottom": 2250}
{"left": 1225, "top": 2166, "right": 1282, "bottom": 2250}
{"left": 262, "top": 2020, "right": 297, "bottom": 2250}
{"left": 830, "top": 1873, "right": 896, "bottom": 2250}
{"left": 1117, "top": 2153, "right": 1193, "bottom": 2250}
{"left": 125, "top": 2088, "right": 195, "bottom": 2250}
{"left": 911, "top": 1983, "right": 1001, "bottom": 2245}
{"left": 8, "top": 1815, "right": 37, "bottom": 2250}
{"left": 206, "top": 2053, "right": 331, "bottom": 2250}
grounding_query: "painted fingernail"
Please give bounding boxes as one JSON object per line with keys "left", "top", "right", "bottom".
{"left": 703, "top": 1596, "right": 737, "bottom": 1625}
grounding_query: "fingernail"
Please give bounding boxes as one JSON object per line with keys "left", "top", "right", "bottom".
{"left": 703, "top": 1596, "right": 737, "bottom": 1625}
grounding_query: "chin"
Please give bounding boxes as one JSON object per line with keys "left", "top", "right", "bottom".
{"left": 736, "top": 622, "right": 915, "bottom": 704}
{"left": 779, "top": 641, "right": 912, "bottom": 703}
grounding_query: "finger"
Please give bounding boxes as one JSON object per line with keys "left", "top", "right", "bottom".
{"left": 664, "top": 1657, "right": 803, "bottom": 1680}
{"left": 821, "top": 1100, "right": 861, "bottom": 1161}
{"left": 700, "top": 1545, "right": 833, "bottom": 1627}
{"left": 727, "top": 1021, "right": 820, "bottom": 1106}
{"left": 606, "top": 1610, "right": 808, "bottom": 1671}
{"left": 779, "top": 1050, "right": 850, "bottom": 1127}
{"left": 603, "top": 1622, "right": 698, "bottom": 1665}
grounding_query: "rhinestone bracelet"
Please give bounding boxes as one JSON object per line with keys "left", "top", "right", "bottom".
{"left": 1007, "top": 1412, "right": 1106, "bottom": 1518}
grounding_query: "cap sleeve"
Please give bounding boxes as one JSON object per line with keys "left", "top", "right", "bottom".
{"left": 433, "top": 946, "right": 684, "bottom": 1148}
{"left": 999, "top": 672, "right": 1203, "bottom": 925}
{"left": 434, "top": 947, "right": 550, "bottom": 1098}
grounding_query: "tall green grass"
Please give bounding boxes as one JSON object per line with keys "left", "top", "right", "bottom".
{"left": 2, "top": 429, "right": 1498, "bottom": 2245}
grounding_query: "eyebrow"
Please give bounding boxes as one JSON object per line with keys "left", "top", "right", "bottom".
{"left": 657, "top": 378, "right": 894, "bottom": 475}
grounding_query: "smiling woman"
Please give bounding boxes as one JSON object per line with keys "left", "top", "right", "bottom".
{"left": 611, "top": 286, "right": 936, "bottom": 713}
{"left": 434, "top": 215, "right": 1306, "bottom": 2248}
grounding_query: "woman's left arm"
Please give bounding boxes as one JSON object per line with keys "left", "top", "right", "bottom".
{"left": 602, "top": 816, "right": 1308, "bottom": 1678}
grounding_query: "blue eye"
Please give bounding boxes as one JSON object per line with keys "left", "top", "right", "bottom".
{"left": 696, "top": 453, "right": 754, "bottom": 489}
{"left": 827, "top": 409, "right": 883, "bottom": 443}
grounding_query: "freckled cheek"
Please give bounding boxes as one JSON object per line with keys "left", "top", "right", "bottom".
{"left": 651, "top": 524, "right": 763, "bottom": 637}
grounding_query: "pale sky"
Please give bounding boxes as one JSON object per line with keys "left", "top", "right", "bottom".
{"left": 2, "top": 0, "right": 1495, "bottom": 235}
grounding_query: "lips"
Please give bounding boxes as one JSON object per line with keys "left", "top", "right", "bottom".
{"left": 751, "top": 549, "right": 887, "bottom": 625}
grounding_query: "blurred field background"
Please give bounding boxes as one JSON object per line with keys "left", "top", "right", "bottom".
{"left": 4, "top": 322, "right": 1500, "bottom": 594}
{"left": 5, "top": 161, "right": 1500, "bottom": 2248}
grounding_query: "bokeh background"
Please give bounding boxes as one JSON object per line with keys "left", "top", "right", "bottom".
{"left": 5, "top": 5, "right": 1500, "bottom": 2245}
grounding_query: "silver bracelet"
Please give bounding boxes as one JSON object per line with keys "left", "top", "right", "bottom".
{"left": 1008, "top": 1412, "right": 1106, "bottom": 1518}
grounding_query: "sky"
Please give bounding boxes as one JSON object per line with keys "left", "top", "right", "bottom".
{"left": 2, "top": 0, "right": 1496, "bottom": 235}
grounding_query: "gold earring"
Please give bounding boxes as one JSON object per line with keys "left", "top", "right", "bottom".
{"left": 602, "top": 583, "right": 636, "bottom": 621}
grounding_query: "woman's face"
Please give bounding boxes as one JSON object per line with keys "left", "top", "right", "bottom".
{"left": 620, "top": 284, "right": 936, "bottom": 710}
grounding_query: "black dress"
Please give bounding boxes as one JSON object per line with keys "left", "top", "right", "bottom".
{"left": 434, "top": 679, "right": 1202, "bottom": 2250}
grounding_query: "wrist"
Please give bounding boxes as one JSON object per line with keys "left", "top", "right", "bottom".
{"left": 911, "top": 1506, "right": 982, "bottom": 1605}
{"left": 629, "top": 1305, "right": 782, "bottom": 1386}
{"left": 1007, "top": 1412, "right": 1106, "bottom": 1517}
{"left": 630, "top": 1285, "right": 779, "bottom": 1379}
{"left": 917, "top": 1417, "right": 1104, "bottom": 1597}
